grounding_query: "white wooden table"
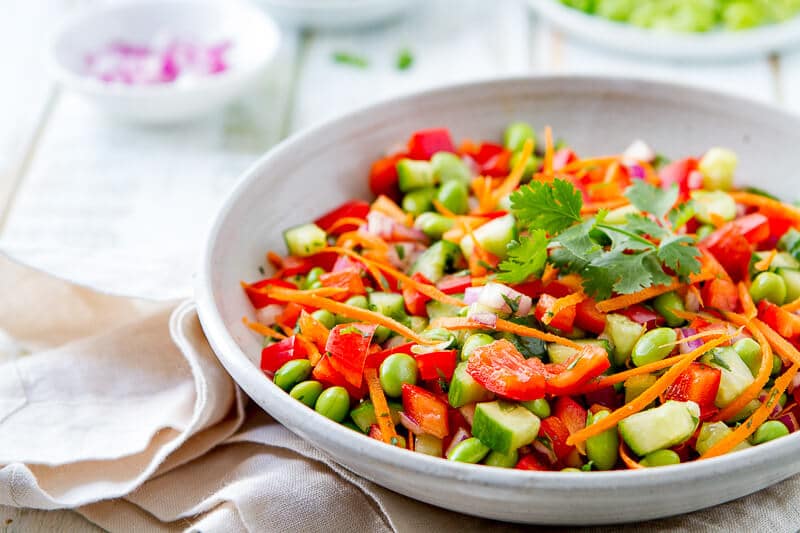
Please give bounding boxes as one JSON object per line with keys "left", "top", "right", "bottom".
{"left": 1, "top": 0, "right": 799, "bottom": 529}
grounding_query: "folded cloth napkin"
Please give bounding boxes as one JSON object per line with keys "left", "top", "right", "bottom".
{"left": 1, "top": 254, "right": 800, "bottom": 533}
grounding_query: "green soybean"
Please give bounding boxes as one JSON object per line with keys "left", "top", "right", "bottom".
{"left": 311, "top": 309, "right": 336, "bottom": 329}
{"left": 373, "top": 325, "right": 392, "bottom": 344}
{"left": 734, "top": 337, "right": 762, "bottom": 377}
{"left": 447, "top": 437, "right": 490, "bottom": 463}
{"left": 431, "top": 152, "right": 471, "bottom": 185}
{"left": 461, "top": 333, "right": 495, "bottom": 361}
{"left": 750, "top": 420, "right": 790, "bottom": 445}
{"left": 483, "top": 449, "right": 519, "bottom": 468}
{"left": 521, "top": 398, "right": 551, "bottom": 419}
{"left": 436, "top": 180, "right": 469, "bottom": 215}
{"left": 772, "top": 355, "right": 783, "bottom": 377}
{"left": 274, "top": 359, "right": 312, "bottom": 391}
{"left": 632, "top": 327, "right": 678, "bottom": 367}
{"left": 653, "top": 291, "right": 686, "bottom": 327}
{"left": 640, "top": 449, "right": 681, "bottom": 467}
{"left": 336, "top": 295, "right": 369, "bottom": 324}
{"left": 289, "top": 380, "right": 324, "bottom": 408}
{"left": 414, "top": 212, "right": 454, "bottom": 239}
{"left": 750, "top": 272, "right": 787, "bottom": 305}
{"left": 402, "top": 187, "right": 437, "bottom": 215}
{"left": 504, "top": 121, "right": 536, "bottom": 152}
{"left": 314, "top": 386, "right": 350, "bottom": 422}
{"left": 379, "top": 353, "right": 418, "bottom": 397}
{"left": 304, "top": 266, "right": 325, "bottom": 288}
{"left": 585, "top": 410, "right": 619, "bottom": 471}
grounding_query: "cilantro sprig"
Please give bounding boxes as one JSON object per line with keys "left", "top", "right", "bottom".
{"left": 498, "top": 179, "right": 702, "bottom": 299}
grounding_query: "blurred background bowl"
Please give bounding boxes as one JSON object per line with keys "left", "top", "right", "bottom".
{"left": 257, "top": 0, "right": 418, "bottom": 29}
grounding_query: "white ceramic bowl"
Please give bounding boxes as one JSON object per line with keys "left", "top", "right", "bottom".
{"left": 530, "top": 0, "right": 800, "bottom": 60}
{"left": 196, "top": 76, "right": 800, "bottom": 525}
{"left": 47, "top": 0, "right": 280, "bottom": 123}
{"left": 256, "top": 0, "right": 417, "bottom": 29}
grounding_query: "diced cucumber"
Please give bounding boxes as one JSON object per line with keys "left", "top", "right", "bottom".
{"left": 604, "top": 204, "right": 641, "bottom": 225}
{"left": 777, "top": 268, "right": 800, "bottom": 302}
{"left": 402, "top": 187, "right": 437, "bottom": 215}
{"left": 755, "top": 251, "right": 800, "bottom": 270}
{"left": 410, "top": 240, "right": 462, "bottom": 282}
{"left": 546, "top": 339, "right": 611, "bottom": 365}
{"left": 426, "top": 300, "right": 463, "bottom": 321}
{"left": 724, "top": 398, "right": 761, "bottom": 424}
{"left": 618, "top": 401, "right": 700, "bottom": 456}
{"left": 448, "top": 362, "right": 493, "bottom": 408}
{"left": 701, "top": 347, "right": 755, "bottom": 408}
{"left": 415, "top": 434, "right": 443, "bottom": 457}
{"left": 397, "top": 159, "right": 435, "bottom": 192}
{"left": 603, "top": 314, "right": 645, "bottom": 367}
{"left": 406, "top": 315, "right": 429, "bottom": 333}
{"left": 368, "top": 291, "right": 406, "bottom": 320}
{"left": 472, "top": 400, "right": 541, "bottom": 454}
{"left": 624, "top": 374, "right": 658, "bottom": 404}
{"left": 695, "top": 421, "right": 751, "bottom": 455}
{"left": 414, "top": 212, "right": 454, "bottom": 240}
{"left": 349, "top": 400, "right": 403, "bottom": 433}
{"left": 778, "top": 228, "right": 800, "bottom": 261}
{"left": 283, "top": 223, "right": 327, "bottom": 257}
{"left": 459, "top": 214, "right": 517, "bottom": 260}
{"left": 431, "top": 152, "right": 471, "bottom": 185}
{"left": 690, "top": 190, "right": 736, "bottom": 225}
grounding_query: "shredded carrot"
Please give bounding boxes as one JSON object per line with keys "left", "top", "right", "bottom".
{"left": 431, "top": 316, "right": 582, "bottom": 349}
{"left": 578, "top": 353, "right": 687, "bottom": 393}
{"left": 754, "top": 318, "right": 800, "bottom": 367}
{"left": 729, "top": 192, "right": 800, "bottom": 227}
{"left": 267, "top": 251, "right": 284, "bottom": 269}
{"left": 295, "top": 335, "right": 323, "bottom": 366}
{"left": 242, "top": 317, "right": 287, "bottom": 340}
{"left": 540, "top": 263, "right": 559, "bottom": 285}
{"left": 491, "top": 138, "right": 534, "bottom": 206}
{"left": 372, "top": 195, "right": 413, "bottom": 226}
{"left": 696, "top": 247, "right": 732, "bottom": 282}
{"left": 687, "top": 284, "right": 704, "bottom": 309}
{"left": 754, "top": 249, "right": 777, "bottom": 272}
{"left": 738, "top": 282, "right": 757, "bottom": 321}
{"left": 336, "top": 230, "right": 390, "bottom": 253}
{"left": 432, "top": 199, "right": 458, "bottom": 218}
{"left": 326, "top": 217, "right": 367, "bottom": 234}
{"left": 320, "top": 246, "right": 389, "bottom": 290}
{"left": 688, "top": 270, "right": 716, "bottom": 285}
{"left": 296, "top": 311, "right": 330, "bottom": 351}
{"left": 566, "top": 334, "right": 731, "bottom": 447}
{"left": 580, "top": 198, "right": 630, "bottom": 214}
{"left": 602, "top": 160, "right": 621, "bottom": 184}
{"left": 365, "top": 368, "right": 399, "bottom": 445}
{"left": 619, "top": 442, "right": 645, "bottom": 470}
{"left": 245, "top": 284, "right": 346, "bottom": 298}
{"left": 543, "top": 126, "right": 554, "bottom": 177}
{"left": 783, "top": 297, "right": 800, "bottom": 313}
{"left": 595, "top": 280, "right": 682, "bottom": 313}
{"left": 561, "top": 157, "right": 620, "bottom": 174}
{"left": 407, "top": 428, "right": 415, "bottom": 451}
{"left": 715, "top": 313, "right": 773, "bottom": 421}
{"left": 266, "top": 287, "right": 440, "bottom": 345}
{"left": 542, "top": 292, "right": 586, "bottom": 326}
{"left": 701, "top": 363, "right": 800, "bottom": 459}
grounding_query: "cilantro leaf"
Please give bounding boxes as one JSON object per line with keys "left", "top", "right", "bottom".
{"left": 625, "top": 181, "right": 678, "bottom": 219}
{"left": 667, "top": 200, "right": 696, "bottom": 231}
{"left": 549, "top": 219, "right": 601, "bottom": 271}
{"left": 658, "top": 234, "right": 702, "bottom": 277}
{"left": 497, "top": 230, "right": 549, "bottom": 284}
{"left": 510, "top": 179, "right": 583, "bottom": 234}
{"left": 622, "top": 214, "right": 669, "bottom": 239}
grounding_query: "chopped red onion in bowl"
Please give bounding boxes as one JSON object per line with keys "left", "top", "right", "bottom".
{"left": 444, "top": 427, "right": 471, "bottom": 458}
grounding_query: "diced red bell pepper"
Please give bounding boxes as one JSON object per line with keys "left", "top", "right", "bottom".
{"left": 545, "top": 344, "right": 611, "bottom": 395}
{"left": 244, "top": 278, "right": 297, "bottom": 309}
{"left": 401, "top": 383, "right": 450, "bottom": 439}
{"left": 620, "top": 304, "right": 665, "bottom": 329}
{"left": 481, "top": 149, "right": 511, "bottom": 177}
{"left": 325, "top": 323, "right": 377, "bottom": 388}
{"left": 407, "top": 128, "right": 455, "bottom": 160}
{"left": 261, "top": 336, "right": 308, "bottom": 373}
{"left": 552, "top": 148, "right": 578, "bottom": 171}
{"left": 402, "top": 272, "right": 432, "bottom": 316}
{"left": 727, "top": 213, "right": 771, "bottom": 245}
{"left": 364, "top": 342, "right": 415, "bottom": 370}
{"left": 461, "top": 142, "right": 512, "bottom": 177}
{"left": 312, "top": 355, "right": 367, "bottom": 399}
{"left": 553, "top": 396, "right": 587, "bottom": 437}
{"left": 369, "top": 153, "right": 406, "bottom": 201}
{"left": 584, "top": 386, "right": 622, "bottom": 410}
{"left": 314, "top": 200, "right": 371, "bottom": 235}
{"left": 436, "top": 274, "right": 473, "bottom": 295}
{"left": 466, "top": 339, "right": 546, "bottom": 401}
{"left": 512, "top": 280, "right": 574, "bottom": 299}
{"left": 574, "top": 298, "right": 607, "bottom": 335}
{"left": 702, "top": 278, "right": 739, "bottom": 312}
{"left": 515, "top": 454, "right": 550, "bottom": 471}
{"left": 759, "top": 300, "right": 800, "bottom": 339}
{"left": 762, "top": 209, "right": 795, "bottom": 246}
{"left": 539, "top": 416, "right": 574, "bottom": 462}
{"left": 534, "top": 294, "right": 577, "bottom": 334}
{"left": 277, "top": 302, "right": 305, "bottom": 328}
{"left": 275, "top": 256, "right": 315, "bottom": 277}
{"left": 703, "top": 226, "right": 754, "bottom": 283}
{"left": 319, "top": 268, "right": 366, "bottom": 300}
{"left": 414, "top": 350, "right": 458, "bottom": 381}
{"left": 658, "top": 157, "right": 699, "bottom": 198}
{"left": 663, "top": 363, "right": 721, "bottom": 415}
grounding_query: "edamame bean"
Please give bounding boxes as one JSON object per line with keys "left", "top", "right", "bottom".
{"left": 431, "top": 152, "right": 471, "bottom": 185}
{"left": 447, "top": 437, "right": 490, "bottom": 463}
{"left": 640, "top": 449, "right": 681, "bottom": 467}
{"left": 436, "top": 180, "right": 469, "bottom": 215}
{"left": 483, "top": 449, "right": 518, "bottom": 468}
{"left": 402, "top": 188, "right": 437, "bottom": 215}
{"left": 336, "top": 295, "right": 369, "bottom": 324}
{"left": 521, "top": 398, "right": 551, "bottom": 419}
{"left": 734, "top": 337, "right": 762, "bottom": 377}
{"left": 373, "top": 325, "right": 392, "bottom": 344}
{"left": 314, "top": 386, "right": 350, "bottom": 422}
{"left": 772, "top": 355, "right": 783, "bottom": 377}
{"left": 585, "top": 410, "right": 619, "bottom": 471}
{"left": 289, "top": 380, "right": 324, "bottom": 407}
{"left": 750, "top": 420, "right": 790, "bottom": 445}
{"left": 631, "top": 328, "right": 678, "bottom": 367}
{"left": 750, "top": 272, "right": 787, "bottom": 305}
{"left": 312, "top": 309, "right": 336, "bottom": 329}
{"left": 414, "top": 212, "right": 454, "bottom": 240}
{"left": 653, "top": 291, "right": 686, "bottom": 328}
{"left": 304, "top": 267, "right": 325, "bottom": 288}
{"left": 461, "top": 333, "right": 495, "bottom": 361}
{"left": 504, "top": 121, "right": 536, "bottom": 152}
{"left": 274, "top": 359, "right": 312, "bottom": 391}
{"left": 379, "top": 353, "right": 418, "bottom": 397}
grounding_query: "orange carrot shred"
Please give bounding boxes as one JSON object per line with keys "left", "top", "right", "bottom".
{"left": 738, "top": 282, "right": 757, "bottom": 321}
{"left": 540, "top": 263, "right": 559, "bottom": 285}
{"left": 242, "top": 317, "right": 288, "bottom": 339}
{"left": 365, "top": 367, "right": 399, "bottom": 445}
{"left": 561, "top": 156, "right": 621, "bottom": 174}
{"left": 431, "top": 316, "right": 583, "bottom": 349}
{"left": 595, "top": 280, "right": 682, "bottom": 313}
{"left": 580, "top": 198, "right": 630, "bottom": 214}
{"left": 578, "top": 353, "right": 688, "bottom": 393}
{"left": 326, "top": 217, "right": 367, "bottom": 234}
{"left": 754, "top": 318, "right": 800, "bottom": 367}
{"left": 432, "top": 199, "right": 458, "bottom": 218}
{"left": 297, "top": 310, "right": 330, "bottom": 351}
{"left": 783, "top": 297, "right": 800, "bottom": 313}
{"left": 373, "top": 195, "right": 412, "bottom": 226}
{"left": 754, "top": 249, "right": 777, "bottom": 272}
{"left": 321, "top": 246, "right": 389, "bottom": 290}
{"left": 541, "top": 292, "right": 586, "bottom": 326}
{"left": 491, "top": 138, "right": 534, "bottom": 207}
{"left": 729, "top": 192, "right": 800, "bottom": 227}
{"left": 619, "top": 442, "right": 645, "bottom": 470}
{"left": 267, "top": 251, "right": 284, "bottom": 269}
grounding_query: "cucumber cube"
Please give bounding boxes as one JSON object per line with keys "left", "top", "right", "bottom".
{"left": 283, "top": 223, "right": 327, "bottom": 257}
{"left": 459, "top": 214, "right": 517, "bottom": 259}
{"left": 448, "top": 362, "right": 492, "bottom": 408}
{"left": 472, "top": 400, "right": 541, "bottom": 454}
{"left": 618, "top": 400, "right": 700, "bottom": 456}
{"left": 397, "top": 159, "right": 435, "bottom": 192}
{"left": 368, "top": 291, "right": 407, "bottom": 320}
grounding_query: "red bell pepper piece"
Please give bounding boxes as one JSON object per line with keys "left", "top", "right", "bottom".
{"left": 481, "top": 149, "right": 511, "bottom": 177}
{"left": 545, "top": 345, "right": 611, "bottom": 395}
{"left": 312, "top": 354, "right": 367, "bottom": 399}
{"left": 260, "top": 336, "right": 308, "bottom": 373}
{"left": 435, "top": 274, "right": 473, "bottom": 295}
{"left": 512, "top": 280, "right": 573, "bottom": 299}
{"left": 726, "top": 213, "right": 771, "bottom": 245}
{"left": 515, "top": 454, "right": 550, "bottom": 471}
{"left": 414, "top": 350, "right": 458, "bottom": 381}
{"left": 658, "top": 157, "right": 699, "bottom": 198}
{"left": 466, "top": 339, "right": 546, "bottom": 401}
{"left": 369, "top": 153, "right": 406, "bottom": 201}
{"left": 702, "top": 278, "right": 739, "bottom": 312}
{"left": 325, "top": 323, "right": 377, "bottom": 388}
{"left": 663, "top": 363, "right": 721, "bottom": 417}
{"left": 553, "top": 396, "right": 587, "bottom": 437}
{"left": 703, "top": 225, "right": 754, "bottom": 282}
{"left": 314, "top": 200, "right": 371, "bottom": 234}
{"left": 574, "top": 297, "right": 607, "bottom": 335}
{"left": 244, "top": 278, "right": 297, "bottom": 309}
{"left": 319, "top": 268, "right": 366, "bottom": 300}
{"left": 365, "top": 342, "right": 416, "bottom": 370}
{"left": 401, "top": 383, "right": 450, "bottom": 439}
{"left": 539, "top": 416, "right": 574, "bottom": 462}
{"left": 277, "top": 302, "right": 305, "bottom": 328}
{"left": 552, "top": 148, "right": 578, "bottom": 171}
{"left": 619, "top": 304, "right": 665, "bottom": 329}
{"left": 759, "top": 300, "right": 800, "bottom": 339}
{"left": 534, "top": 294, "right": 577, "bottom": 334}
{"left": 407, "top": 128, "right": 455, "bottom": 160}
{"left": 402, "top": 272, "right": 433, "bottom": 316}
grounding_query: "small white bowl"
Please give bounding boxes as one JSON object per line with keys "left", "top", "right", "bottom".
{"left": 47, "top": 0, "right": 280, "bottom": 123}
{"left": 256, "top": 0, "right": 417, "bottom": 29}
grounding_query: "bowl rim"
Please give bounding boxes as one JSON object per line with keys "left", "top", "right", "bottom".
{"left": 45, "top": 0, "right": 281, "bottom": 98}
{"left": 196, "top": 74, "right": 800, "bottom": 493}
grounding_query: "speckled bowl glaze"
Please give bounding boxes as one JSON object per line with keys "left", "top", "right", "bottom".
{"left": 196, "top": 77, "right": 800, "bottom": 525}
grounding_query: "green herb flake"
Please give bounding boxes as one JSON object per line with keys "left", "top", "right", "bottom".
{"left": 258, "top": 265, "right": 266, "bottom": 275}
{"left": 394, "top": 244, "right": 406, "bottom": 260}
{"left": 339, "top": 325, "right": 364, "bottom": 336}
{"left": 396, "top": 48, "right": 414, "bottom": 70}
{"left": 581, "top": 460, "right": 595, "bottom": 472}
{"left": 332, "top": 51, "right": 369, "bottom": 68}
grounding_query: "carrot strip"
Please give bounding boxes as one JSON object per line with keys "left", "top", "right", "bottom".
{"left": 246, "top": 284, "right": 346, "bottom": 298}
{"left": 541, "top": 292, "right": 586, "bottom": 326}
{"left": 408, "top": 428, "right": 415, "bottom": 451}
{"left": 754, "top": 318, "right": 800, "bottom": 367}
{"left": 543, "top": 126, "right": 554, "bottom": 177}
{"left": 578, "top": 353, "right": 688, "bottom": 393}
{"left": 326, "top": 217, "right": 367, "bottom": 234}
{"left": 267, "top": 251, "right": 283, "bottom": 269}
{"left": 729, "top": 192, "right": 800, "bottom": 227}
{"left": 783, "top": 297, "right": 800, "bottom": 313}
{"left": 580, "top": 198, "right": 629, "bottom": 214}
{"left": 561, "top": 157, "right": 621, "bottom": 174}
{"left": 540, "top": 263, "right": 559, "bottom": 285}
{"left": 365, "top": 368, "right": 399, "bottom": 445}
{"left": 619, "top": 442, "right": 645, "bottom": 470}
{"left": 566, "top": 334, "right": 731, "bottom": 447}
{"left": 596, "top": 280, "right": 682, "bottom": 313}
{"left": 701, "top": 363, "right": 800, "bottom": 459}
{"left": 297, "top": 310, "right": 330, "bottom": 351}
{"left": 266, "top": 287, "right": 440, "bottom": 345}
{"left": 431, "top": 316, "right": 583, "bottom": 349}
{"left": 738, "top": 282, "right": 757, "bottom": 321}
{"left": 492, "top": 138, "right": 534, "bottom": 205}
{"left": 295, "top": 335, "right": 323, "bottom": 366}
{"left": 372, "top": 195, "right": 412, "bottom": 226}
{"left": 242, "top": 317, "right": 287, "bottom": 340}
{"left": 754, "top": 249, "right": 777, "bottom": 272}
{"left": 603, "top": 160, "right": 620, "bottom": 184}
{"left": 320, "top": 246, "right": 389, "bottom": 290}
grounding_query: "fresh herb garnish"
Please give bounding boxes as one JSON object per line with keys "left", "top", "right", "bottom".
{"left": 501, "top": 293, "right": 521, "bottom": 313}
{"left": 395, "top": 244, "right": 406, "bottom": 260}
{"left": 497, "top": 231, "right": 549, "bottom": 284}
{"left": 581, "top": 460, "right": 595, "bottom": 472}
{"left": 339, "top": 325, "right": 364, "bottom": 336}
{"left": 258, "top": 265, "right": 266, "bottom": 275}
{"left": 332, "top": 51, "right": 369, "bottom": 68}
{"left": 396, "top": 48, "right": 414, "bottom": 70}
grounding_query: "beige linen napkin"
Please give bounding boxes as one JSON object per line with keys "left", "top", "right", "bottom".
{"left": 1, "top": 254, "right": 800, "bottom": 532}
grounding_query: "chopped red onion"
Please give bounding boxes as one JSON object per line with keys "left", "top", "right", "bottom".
{"left": 678, "top": 328, "right": 703, "bottom": 354}
{"left": 366, "top": 211, "right": 396, "bottom": 239}
{"left": 467, "top": 305, "right": 498, "bottom": 328}
{"left": 255, "top": 304, "right": 283, "bottom": 326}
{"left": 623, "top": 140, "right": 656, "bottom": 163}
{"left": 477, "top": 282, "right": 532, "bottom": 317}
{"left": 445, "top": 427, "right": 471, "bottom": 458}
{"left": 533, "top": 439, "right": 558, "bottom": 465}
{"left": 776, "top": 412, "right": 799, "bottom": 433}
{"left": 399, "top": 412, "right": 424, "bottom": 435}
{"left": 626, "top": 164, "right": 646, "bottom": 180}
{"left": 463, "top": 286, "right": 483, "bottom": 305}
{"left": 760, "top": 392, "right": 785, "bottom": 418}
{"left": 459, "top": 403, "right": 476, "bottom": 425}
{"left": 685, "top": 290, "right": 702, "bottom": 313}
